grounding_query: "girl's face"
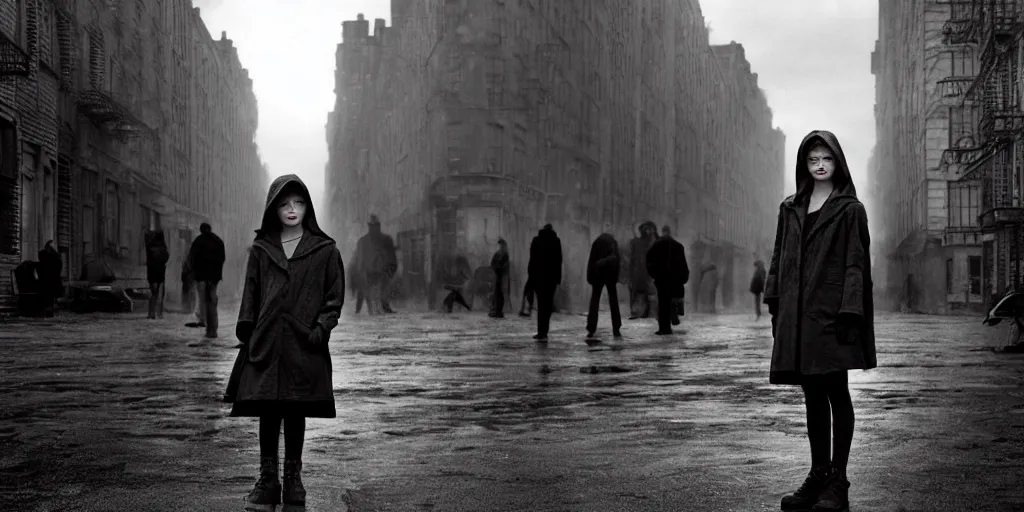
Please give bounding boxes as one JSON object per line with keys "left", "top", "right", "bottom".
{"left": 276, "top": 193, "right": 306, "bottom": 228}
{"left": 806, "top": 145, "right": 836, "bottom": 182}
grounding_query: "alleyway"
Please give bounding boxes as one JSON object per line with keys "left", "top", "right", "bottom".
{"left": 1, "top": 306, "right": 1021, "bottom": 511}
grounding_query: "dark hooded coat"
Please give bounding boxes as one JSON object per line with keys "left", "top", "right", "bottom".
{"left": 646, "top": 235, "right": 689, "bottom": 299}
{"left": 587, "top": 233, "right": 621, "bottom": 285}
{"left": 37, "top": 243, "right": 63, "bottom": 297}
{"left": 627, "top": 221, "right": 658, "bottom": 293}
{"left": 527, "top": 226, "right": 563, "bottom": 289}
{"left": 764, "top": 130, "right": 877, "bottom": 385}
{"left": 145, "top": 230, "right": 170, "bottom": 284}
{"left": 225, "top": 174, "right": 345, "bottom": 418}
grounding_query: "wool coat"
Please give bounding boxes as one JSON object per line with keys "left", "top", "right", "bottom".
{"left": 188, "top": 231, "right": 226, "bottom": 283}
{"left": 587, "top": 233, "right": 621, "bottom": 285}
{"left": 764, "top": 130, "right": 877, "bottom": 385}
{"left": 145, "top": 230, "right": 170, "bottom": 284}
{"left": 224, "top": 174, "right": 345, "bottom": 417}
{"left": 527, "top": 226, "right": 563, "bottom": 289}
{"left": 646, "top": 235, "right": 689, "bottom": 299}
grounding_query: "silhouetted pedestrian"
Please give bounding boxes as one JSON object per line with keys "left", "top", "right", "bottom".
{"left": 526, "top": 224, "right": 562, "bottom": 341}
{"left": 489, "top": 238, "right": 510, "bottom": 318}
{"left": 37, "top": 240, "right": 62, "bottom": 316}
{"left": 187, "top": 222, "right": 226, "bottom": 338}
{"left": 585, "top": 222, "right": 622, "bottom": 339}
{"left": 750, "top": 260, "right": 767, "bottom": 319}
{"left": 646, "top": 226, "right": 689, "bottom": 335}
{"left": 145, "top": 230, "right": 170, "bottom": 319}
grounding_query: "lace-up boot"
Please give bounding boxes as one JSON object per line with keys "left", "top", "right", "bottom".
{"left": 282, "top": 459, "right": 306, "bottom": 511}
{"left": 781, "top": 464, "right": 833, "bottom": 510}
{"left": 245, "top": 455, "right": 280, "bottom": 511}
{"left": 811, "top": 470, "right": 850, "bottom": 512}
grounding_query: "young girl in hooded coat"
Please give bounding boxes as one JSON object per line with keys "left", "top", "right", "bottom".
{"left": 764, "top": 130, "right": 876, "bottom": 512}
{"left": 225, "top": 174, "right": 345, "bottom": 512}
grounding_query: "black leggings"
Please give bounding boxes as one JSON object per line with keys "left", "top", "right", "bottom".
{"left": 800, "top": 371, "right": 855, "bottom": 474}
{"left": 259, "top": 416, "right": 306, "bottom": 460}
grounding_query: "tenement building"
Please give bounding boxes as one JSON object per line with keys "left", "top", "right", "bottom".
{"left": 325, "top": 0, "right": 785, "bottom": 312}
{"left": 0, "top": 0, "right": 267, "bottom": 309}
{"left": 872, "top": 0, "right": 993, "bottom": 314}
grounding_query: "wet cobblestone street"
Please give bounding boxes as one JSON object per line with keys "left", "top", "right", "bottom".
{"left": 1, "top": 305, "right": 1022, "bottom": 511}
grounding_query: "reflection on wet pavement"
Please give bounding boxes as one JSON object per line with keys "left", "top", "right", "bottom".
{"left": 0, "top": 307, "right": 1022, "bottom": 510}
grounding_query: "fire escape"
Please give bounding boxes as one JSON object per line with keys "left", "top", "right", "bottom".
{"left": 947, "top": 0, "right": 1024, "bottom": 294}
{"left": 0, "top": 0, "right": 34, "bottom": 77}
{"left": 75, "top": 12, "right": 151, "bottom": 144}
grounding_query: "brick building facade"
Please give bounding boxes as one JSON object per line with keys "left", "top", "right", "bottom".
{"left": 0, "top": 0, "right": 267, "bottom": 309}
{"left": 324, "top": 0, "right": 785, "bottom": 312}
{"left": 871, "top": 0, "right": 988, "bottom": 314}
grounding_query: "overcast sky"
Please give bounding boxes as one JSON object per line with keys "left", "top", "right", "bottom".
{"left": 195, "top": 0, "right": 879, "bottom": 222}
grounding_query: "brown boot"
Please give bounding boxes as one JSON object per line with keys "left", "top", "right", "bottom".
{"left": 282, "top": 459, "right": 306, "bottom": 511}
{"left": 244, "top": 455, "right": 280, "bottom": 511}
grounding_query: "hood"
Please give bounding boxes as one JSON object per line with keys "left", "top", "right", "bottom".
{"left": 637, "top": 220, "right": 657, "bottom": 236}
{"left": 539, "top": 225, "right": 558, "bottom": 238}
{"left": 145, "top": 230, "right": 166, "bottom": 248}
{"left": 256, "top": 174, "right": 330, "bottom": 241}
{"left": 253, "top": 174, "right": 335, "bottom": 266}
{"left": 789, "top": 130, "right": 859, "bottom": 206}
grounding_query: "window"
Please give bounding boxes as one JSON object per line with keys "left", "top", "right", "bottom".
{"left": 948, "top": 181, "right": 980, "bottom": 227}
{"left": 969, "top": 255, "right": 982, "bottom": 295}
{"left": 946, "top": 258, "right": 954, "bottom": 294}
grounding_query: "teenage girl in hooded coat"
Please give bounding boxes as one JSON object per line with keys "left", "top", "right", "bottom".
{"left": 225, "top": 174, "right": 345, "bottom": 512}
{"left": 765, "top": 131, "right": 876, "bottom": 512}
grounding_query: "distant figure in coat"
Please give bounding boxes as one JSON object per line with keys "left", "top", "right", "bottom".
{"left": 186, "top": 222, "right": 226, "bottom": 338}
{"left": 489, "top": 238, "right": 510, "bottom": 318}
{"left": 37, "top": 240, "right": 62, "bottom": 316}
{"left": 226, "top": 174, "right": 344, "bottom": 511}
{"left": 750, "top": 260, "right": 767, "bottom": 319}
{"left": 766, "top": 130, "right": 876, "bottom": 512}
{"left": 627, "top": 221, "right": 658, "bottom": 319}
{"left": 435, "top": 253, "right": 472, "bottom": 313}
{"left": 145, "top": 230, "right": 170, "bottom": 319}
{"left": 351, "top": 214, "right": 398, "bottom": 315}
{"left": 646, "top": 226, "right": 689, "bottom": 335}
{"left": 585, "top": 222, "right": 622, "bottom": 339}
{"left": 526, "top": 224, "right": 563, "bottom": 341}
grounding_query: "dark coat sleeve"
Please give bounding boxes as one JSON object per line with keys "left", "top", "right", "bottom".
{"left": 839, "top": 204, "right": 869, "bottom": 317}
{"left": 215, "top": 236, "right": 226, "bottom": 266}
{"left": 554, "top": 238, "right": 563, "bottom": 285}
{"left": 316, "top": 248, "right": 345, "bottom": 333}
{"left": 764, "top": 205, "right": 785, "bottom": 311}
{"left": 679, "top": 244, "right": 689, "bottom": 285}
{"left": 645, "top": 241, "right": 660, "bottom": 281}
{"left": 235, "top": 249, "right": 261, "bottom": 344}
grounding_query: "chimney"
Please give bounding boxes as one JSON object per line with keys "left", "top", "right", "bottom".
{"left": 221, "top": 30, "right": 227, "bottom": 40}
{"left": 374, "top": 18, "right": 386, "bottom": 36}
